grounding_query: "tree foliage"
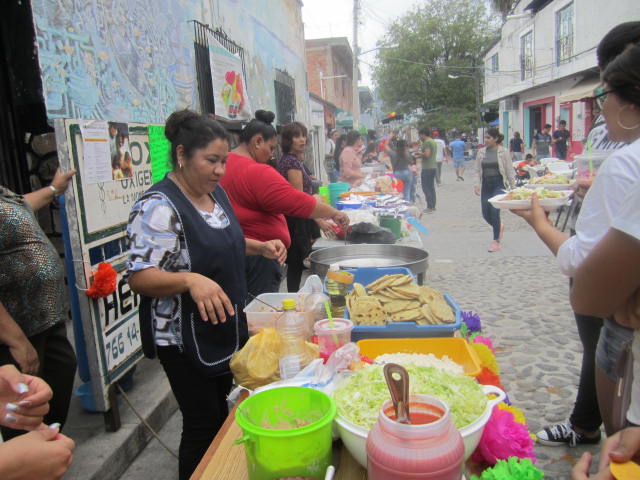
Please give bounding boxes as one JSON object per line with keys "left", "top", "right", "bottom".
{"left": 373, "top": 0, "right": 498, "bottom": 129}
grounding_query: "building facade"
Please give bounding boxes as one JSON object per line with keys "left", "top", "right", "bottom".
{"left": 483, "top": 0, "right": 640, "bottom": 159}
{"left": 305, "top": 37, "right": 356, "bottom": 129}
{"left": 1, "top": 0, "right": 310, "bottom": 191}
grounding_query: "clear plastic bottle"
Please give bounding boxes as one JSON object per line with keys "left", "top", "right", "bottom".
{"left": 276, "top": 299, "right": 310, "bottom": 380}
{"left": 325, "top": 264, "right": 354, "bottom": 318}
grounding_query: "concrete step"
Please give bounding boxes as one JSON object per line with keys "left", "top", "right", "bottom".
{"left": 63, "top": 358, "right": 178, "bottom": 480}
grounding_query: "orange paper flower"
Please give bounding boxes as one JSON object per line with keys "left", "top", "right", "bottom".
{"left": 477, "top": 367, "right": 505, "bottom": 392}
{"left": 85, "top": 262, "right": 117, "bottom": 298}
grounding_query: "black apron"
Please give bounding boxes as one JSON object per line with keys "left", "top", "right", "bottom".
{"left": 138, "top": 177, "right": 248, "bottom": 377}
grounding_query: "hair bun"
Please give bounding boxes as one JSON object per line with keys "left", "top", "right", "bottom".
{"left": 165, "top": 109, "right": 200, "bottom": 142}
{"left": 254, "top": 110, "right": 275, "bottom": 125}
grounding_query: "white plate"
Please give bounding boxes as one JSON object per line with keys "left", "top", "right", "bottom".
{"left": 489, "top": 191, "right": 572, "bottom": 211}
{"left": 524, "top": 182, "right": 573, "bottom": 190}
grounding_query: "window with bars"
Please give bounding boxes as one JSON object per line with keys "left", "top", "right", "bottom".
{"left": 556, "top": 3, "right": 574, "bottom": 65}
{"left": 274, "top": 69, "right": 296, "bottom": 125}
{"left": 192, "top": 21, "right": 246, "bottom": 115}
{"left": 520, "top": 31, "right": 534, "bottom": 81}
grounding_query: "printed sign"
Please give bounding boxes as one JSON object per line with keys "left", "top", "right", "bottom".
{"left": 55, "top": 119, "right": 161, "bottom": 411}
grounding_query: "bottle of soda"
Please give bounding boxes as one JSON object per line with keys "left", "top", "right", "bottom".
{"left": 276, "top": 299, "right": 310, "bottom": 380}
{"left": 325, "top": 264, "right": 354, "bottom": 318}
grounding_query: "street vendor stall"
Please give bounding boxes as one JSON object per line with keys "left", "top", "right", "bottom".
{"left": 191, "top": 320, "right": 541, "bottom": 480}
{"left": 191, "top": 265, "right": 542, "bottom": 480}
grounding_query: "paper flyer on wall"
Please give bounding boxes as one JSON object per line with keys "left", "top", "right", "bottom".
{"left": 207, "top": 33, "right": 252, "bottom": 121}
{"left": 79, "top": 120, "right": 112, "bottom": 184}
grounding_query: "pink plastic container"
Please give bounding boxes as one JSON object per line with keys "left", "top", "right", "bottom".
{"left": 313, "top": 319, "right": 354, "bottom": 360}
{"left": 366, "top": 394, "right": 464, "bottom": 480}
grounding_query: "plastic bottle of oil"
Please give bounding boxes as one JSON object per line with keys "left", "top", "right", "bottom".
{"left": 325, "top": 264, "right": 354, "bottom": 318}
{"left": 276, "top": 299, "right": 310, "bottom": 380}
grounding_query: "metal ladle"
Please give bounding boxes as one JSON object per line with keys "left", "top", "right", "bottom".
{"left": 383, "top": 363, "right": 411, "bottom": 424}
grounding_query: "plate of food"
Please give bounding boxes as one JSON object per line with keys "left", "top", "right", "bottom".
{"left": 525, "top": 173, "right": 573, "bottom": 190}
{"left": 489, "top": 187, "right": 572, "bottom": 211}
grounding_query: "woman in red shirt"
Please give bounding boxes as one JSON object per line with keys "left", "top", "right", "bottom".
{"left": 220, "top": 110, "right": 349, "bottom": 295}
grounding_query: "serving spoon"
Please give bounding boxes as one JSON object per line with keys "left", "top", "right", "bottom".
{"left": 383, "top": 363, "right": 411, "bottom": 424}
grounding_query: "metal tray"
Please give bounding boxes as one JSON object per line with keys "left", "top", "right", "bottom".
{"left": 309, "top": 244, "right": 429, "bottom": 284}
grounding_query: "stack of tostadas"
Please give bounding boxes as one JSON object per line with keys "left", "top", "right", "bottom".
{"left": 346, "top": 274, "right": 455, "bottom": 326}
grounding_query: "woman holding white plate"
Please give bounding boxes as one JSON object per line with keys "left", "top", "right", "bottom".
{"left": 474, "top": 127, "right": 516, "bottom": 252}
{"left": 514, "top": 43, "right": 640, "bottom": 444}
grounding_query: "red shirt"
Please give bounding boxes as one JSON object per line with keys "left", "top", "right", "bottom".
{"left": 220, "top": 152, "right": 317, "bottom": 248}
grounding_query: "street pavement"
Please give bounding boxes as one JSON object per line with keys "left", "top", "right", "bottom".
{"left": 66, "top": 159, "right": 600, "bottom": 479}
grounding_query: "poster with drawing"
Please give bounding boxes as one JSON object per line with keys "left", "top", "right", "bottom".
{"left": 207, "top": 33, "right": 252, "bottom": 120}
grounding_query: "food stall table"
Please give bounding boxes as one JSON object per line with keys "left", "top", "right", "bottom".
{"left": 191, "top": 405, "right": 482, "bottom": 479}
{"left": 191, "top": 400, "right": 367, "bottom": 479}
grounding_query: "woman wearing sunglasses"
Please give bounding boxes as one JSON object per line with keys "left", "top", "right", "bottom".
{"left": 515, "top": 43, "right": 640, "bottom": 446}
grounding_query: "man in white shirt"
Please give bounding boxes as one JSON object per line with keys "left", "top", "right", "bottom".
{"left": 433, "top": 131, "right": 447, "bottom": 186}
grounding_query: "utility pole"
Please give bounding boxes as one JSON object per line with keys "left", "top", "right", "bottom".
{"left": 352, "top": 0, "right": 360, "bottom": 130}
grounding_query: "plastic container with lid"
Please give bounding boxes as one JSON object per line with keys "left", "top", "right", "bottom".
{"left": 366, "top": 394, "right": 464, "bottom": 479}
{"left": 314, "top": 318, "right": 354, "bottom": 361}
{"left": 276, "top": 299, "right": 311, "bottom": 379}
{"left": 575, "top": 152, "right": 609, "bottom": 181}
{"left": 325, "top": 264, "right": 354, "bottom": 318}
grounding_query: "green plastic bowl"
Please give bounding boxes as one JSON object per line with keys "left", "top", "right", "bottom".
{"left": 235, "top": 386, "right": 336, "bottom": 480}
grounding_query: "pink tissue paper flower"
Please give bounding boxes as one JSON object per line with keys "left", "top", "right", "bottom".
{"left": 473, "top": 335, "right": 494, "bottom": 352}
{"left": 472, "top": 407, "right": 536, "bottom": 466}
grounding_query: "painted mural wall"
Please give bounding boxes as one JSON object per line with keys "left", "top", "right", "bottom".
{"left": 31, "top": 0, "right": 308, "bottom": 124}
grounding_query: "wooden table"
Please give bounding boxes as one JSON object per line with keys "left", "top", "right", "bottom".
{"left": 191, "top": 397, "right": 366, "bottom": 479}
{"left": 191, "top": 393, "right": 482, "bottom": 479}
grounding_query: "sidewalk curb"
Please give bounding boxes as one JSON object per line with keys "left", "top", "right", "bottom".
{"left": 63, "top": 358, "right": 178, "bottom": 480}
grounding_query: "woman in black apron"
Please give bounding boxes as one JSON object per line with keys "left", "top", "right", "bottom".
{"left": 126, "top": 110, "right": 285, "bottom": 480}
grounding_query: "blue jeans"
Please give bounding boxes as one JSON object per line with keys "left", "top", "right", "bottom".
{"left": 421, "top": 168, "right": 437, "bottom": 209}
{"left": 394, "top": 169, "right": 413, "bottom": 202}
{"left": 480, "top": 175, "right": 505, "bottom": 240}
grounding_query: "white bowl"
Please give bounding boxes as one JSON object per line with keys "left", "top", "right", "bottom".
{"left": 334, "top": 384, "right": 505, "bottom": 467}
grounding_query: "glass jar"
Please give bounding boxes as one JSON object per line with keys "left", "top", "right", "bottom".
{"left": 366, "top": 394, "right": 464, "bottom": 480}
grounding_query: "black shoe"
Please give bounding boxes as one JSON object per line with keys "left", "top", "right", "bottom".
{"left": 536, "top": 422, "right": 601, "bottom": 447}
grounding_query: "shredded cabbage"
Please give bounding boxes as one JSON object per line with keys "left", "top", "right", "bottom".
{"left": 333, "top": 364, "right": 487, "bottom": 430}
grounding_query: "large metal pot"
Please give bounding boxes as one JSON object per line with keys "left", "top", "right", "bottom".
{"left": 309, "top": 244, "right": 429, "bottom": 284}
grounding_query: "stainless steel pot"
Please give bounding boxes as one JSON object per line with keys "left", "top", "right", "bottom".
{"left": 309, "top": 244, "right": 429, "bottom": 284}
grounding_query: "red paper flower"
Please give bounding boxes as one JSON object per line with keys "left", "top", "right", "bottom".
{"left": 85, "top": 262, "right": 117, "bottom": 298}
{"left": 471, "top": 407, "right": 536, "bottom": 465}
{"left": 476, "top": 367, "right": 505, "bottom": 391}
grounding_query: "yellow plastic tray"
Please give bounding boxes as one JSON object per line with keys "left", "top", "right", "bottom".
{"left": 356, "top": 337, "right": 482, "bottom": 377}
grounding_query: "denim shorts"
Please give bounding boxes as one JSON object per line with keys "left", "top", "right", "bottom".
{"left": 453, "top": 158, "right": 465, "bottom": 168}
{"left": 596, "top": 319, "right": 634, "bottom": 379}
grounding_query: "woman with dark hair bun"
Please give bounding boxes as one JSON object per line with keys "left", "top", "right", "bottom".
{"left": 126, "top": 109, "right": 286, "bottom": 480}
{"left": 474, "top": 127, "right": 515, "bottom": 252}
{"left": 221, "top": 111, "right": 349, "bottom": 295}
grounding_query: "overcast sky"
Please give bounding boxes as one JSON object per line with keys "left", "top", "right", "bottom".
{"left": 302, "top": 0, "right": 420, "bottom": 87}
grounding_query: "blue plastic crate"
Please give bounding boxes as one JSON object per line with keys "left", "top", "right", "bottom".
{"left": 333, "top": 266, "right": 461, "bottom": 340}
{"left": 350, "top": 294, "right": 462, "bottom": 341}
{"left": 346, "top": 266, "right": 414, "bottom": 289}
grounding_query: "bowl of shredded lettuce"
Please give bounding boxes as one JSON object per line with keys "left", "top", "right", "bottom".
{"left": 333, "top": 364, "right": 505, "bottom": 466}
